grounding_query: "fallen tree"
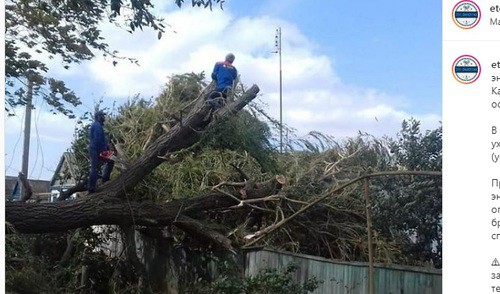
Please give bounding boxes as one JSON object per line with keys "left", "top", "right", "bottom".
{"left": 6, "top": 174, "right": 284, "bottom": 235}
{"left": 6, "top": 77, "right": 443, "bottom": 293}
{"left": 6, "top": 84, "right": 262, "bottom": 247}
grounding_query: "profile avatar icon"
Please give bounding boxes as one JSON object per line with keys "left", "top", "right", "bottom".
{"left": 452, "top": 55, "right": 481, "bottom": 84}
{"left": 452, "top": 0, "right": 481, "bottom": 29}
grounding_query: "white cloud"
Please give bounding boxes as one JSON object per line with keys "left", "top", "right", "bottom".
{"left": 4, "top": 107, "right": 79, "bottom": 179}
{"left": 5, "top": 109, "right": 77, "bottom": 143}
{"left": 75, "top": 7, "right": 440, "bottom": 139}
{"left": 5, "top": 5, "right": 442, "bottom": 179}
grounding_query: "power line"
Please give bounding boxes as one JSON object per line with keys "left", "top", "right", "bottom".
{"left": 5, "top": 104, "right": 26, "bottom": 174}
{"left": 30, "top": 82, "right": 42, "bottom": 178}
{"left": 7, "top": 78, "right": 96, "bottom": 180}
{"left": 31, "top": 100, "right": 46, "bottom": 179}
{"left": 21, "top": 79, "right": 33, "bottom": 181}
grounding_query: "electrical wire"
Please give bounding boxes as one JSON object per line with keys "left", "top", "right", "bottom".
{"left": 5, "top": 105, "right": 26, "bottom": 176}
{"left": 12, "top": 81, "right": 95, "bottom": 179}
{"left": 6, "top": 77, "right": 33, "bottom": 177}
{"left": 31, "top": 98, "right": 46, "bottom": 179}
{"left": 8, "top": 75, "right": 110, "bottom": 180}
{"left": 29, "top": 87, "right": 41, "bottom": 178}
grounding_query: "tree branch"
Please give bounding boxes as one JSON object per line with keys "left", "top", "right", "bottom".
{"left": 244, "top": 170, "right": 442, "bottom": 247}
{"left": 59, "top": 228, "right": 82, "bottom": 266}
{"left": 57, "top": 180, "right": 87, "bottom": 201}
{"left": 6, "top": 172, "right": 282, "bottom": 234}
{"left": 18, "top": 172, "right": 33, "bottom": 202}
{"left": 173, "top": 215, "right": 233, "bottom": 249}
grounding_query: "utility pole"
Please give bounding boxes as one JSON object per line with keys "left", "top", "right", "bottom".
{"left": 20, "top": 78, "right": 34, "bottom": 199}
{"left": 363, "top": 178, "right": 375, "bottom": 294}
{"left": 274, "top": 27, "right": 283, "bottom": 153}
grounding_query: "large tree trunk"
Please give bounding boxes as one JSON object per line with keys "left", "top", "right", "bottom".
{"left": 6, "top": 175, "right": 284, "bottom": 235}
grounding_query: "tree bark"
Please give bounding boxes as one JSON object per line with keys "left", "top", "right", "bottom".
{"left": 6, "top": 178, "right": 278, "bottom": 234}
{"left": 173, "top": 215, "right": 233, "bottom": 249}
{"left": 57, "top": 180, "right": 87, "bottom": 201}
{"left": 59, "top": 228, "right": 82, "bottom": 266}
{"left": 18, "top": 172, "right": 33, "bottom": 202}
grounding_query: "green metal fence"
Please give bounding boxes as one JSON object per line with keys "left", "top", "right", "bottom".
{"left": 244, "top": 248, "right": 442, "bottom": 294}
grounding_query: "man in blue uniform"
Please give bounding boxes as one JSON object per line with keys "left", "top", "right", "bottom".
{"left": 206, "top": 53, "right": 238, "bottom": 109}
{"left": 88, "top": 110, "right": 114, "bottom": 193}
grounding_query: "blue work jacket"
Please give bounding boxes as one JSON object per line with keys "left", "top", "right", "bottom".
{"left": 89, "top": 121, "right": 108, "bottom": 153}
{"left": 211, "top": 61, "right": 237, "bottom": 90}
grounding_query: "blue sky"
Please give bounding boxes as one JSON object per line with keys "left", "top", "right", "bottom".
{"left": 4, "top": 0, "right": 442, "bottom": 181}
{"left": 227, "top": 0, "right": 442, "bottom": 113}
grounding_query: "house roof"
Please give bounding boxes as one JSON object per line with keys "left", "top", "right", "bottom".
{"left": 5, "top": 175, "right": 51, "bottom": 198}
{"left": 50, "top": 152, "right": 80, "bottom": 186}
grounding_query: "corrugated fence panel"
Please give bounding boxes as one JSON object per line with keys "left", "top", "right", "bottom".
{"left": 244, "top": 248, "right": 441, "bottom": 294}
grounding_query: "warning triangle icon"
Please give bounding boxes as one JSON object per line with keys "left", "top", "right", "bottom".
{"left": 492, "top": 258, "right": 500, "bottom": 266}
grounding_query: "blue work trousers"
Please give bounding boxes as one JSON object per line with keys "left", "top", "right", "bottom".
{"left": 88, "top": 148, "right": 114, "bottom": 192}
